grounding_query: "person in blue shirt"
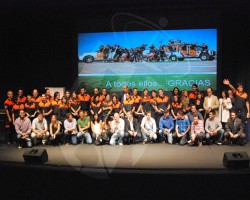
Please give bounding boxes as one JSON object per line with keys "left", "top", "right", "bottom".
{"left": 159, "top": 109, "right": 174, "bottom": 144}
{"left": 173, "top": 110, "right": 190, "bottom": 145}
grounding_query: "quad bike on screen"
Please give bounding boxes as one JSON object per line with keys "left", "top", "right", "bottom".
{"left": 144, "top": 44, "right": 160, "bottom": 62}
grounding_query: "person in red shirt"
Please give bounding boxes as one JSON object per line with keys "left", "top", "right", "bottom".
{"left": 4, "top": 90, "right": 15, "bottom": 144}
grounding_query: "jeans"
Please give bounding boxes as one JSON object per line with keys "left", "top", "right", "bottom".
{"left": 159, "top": 129, "right": 173, "bottom": 144}
{"left": 77, "top": 132, "right": 92, "bottom": 144}
{"left": 172, "top": 132, "right": 189, "bottom": 145}
{"left": 65, "top": 131, "right": 77, "bottom": 145}
{"left": 205, "top": 129, "right": 224, "bottom": 143}
{"left": 110, "top": 131, "right": 124, "bottom": 145}
{"left": 17, "top": 134, "right": 32, "bottom": 147}
{"left": 142, "top": 129, "right": 157, "bottom": 141}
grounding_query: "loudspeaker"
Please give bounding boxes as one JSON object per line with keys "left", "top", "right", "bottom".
{"left": 23, "top": 148, "right": 48, "bottom": 164}
{"left": 223, "top": 152, "right": 250, "bottom": 169}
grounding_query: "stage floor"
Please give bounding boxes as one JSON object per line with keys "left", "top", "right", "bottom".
{"left": 1, "top": 142, "right": 250, "bottom": 171}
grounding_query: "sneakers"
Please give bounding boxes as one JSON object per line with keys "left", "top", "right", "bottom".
{"left": 17, "top": 145, "right": 22, "bottom": 149}
{"left": 119, "top": 143, "right": 123, "bottom": 146}
{"left": 216, "top": 142, "right": 222, "bottom": 145}
{"left": 42, "top": 140, "right": 46, "bottom": 145}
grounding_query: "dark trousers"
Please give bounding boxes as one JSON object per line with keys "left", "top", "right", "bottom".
{"left": 172, "top": 132, "right": 189, "bottom": 145}
{"left": 48, "top": 132, "right": 63, "bottom": 145}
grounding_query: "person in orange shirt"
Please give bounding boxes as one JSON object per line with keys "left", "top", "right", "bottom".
{"left": 101, "top": 94, "right": 112, "bottom": 121}
{"left": 4, "top": 90, "right": 15, "bottom": 144}
{"left": 78, "top": 87, "right": 91, "bottom": 111}
{"left": 90, "top": 95, "right": 102, "bottom": 119}
{"left": 45, "top": 88, "right": 53, "bottom": 102}
{"left": 31, "top": 89, "right": 42, "bottom": 111}
{"left": 189, "top": 84, "right": 199, "bottom": 105}
{"left": 70, "top": 91, "right": 81, "bottom": 120}
{"left": 59, "top": 96, "right": 69, "bottom": 123}
{"left": 25, "top": 95, "right": 37, "bottom": 122}
{"left": 38, "top": 94, "right": 53, "bottom": 124}
{"left": 51, "top": 92, "right": 61, "bottom": 119}
{"left": 171, "top": 95, "right": 183, "bottom": 120}
{"left": 99, "top": 88, "right": 108, "bottom": 102}
{"left": 17, "top": 89, "right": 27, "bottom": 105}
{"left": 223, "top": 79, "right": 249, "bottom": 123}
{"left": 12, "top": 96, "right": 25, "bottom": 123}
{"left": 132, "top": 88, "right": 143, "bottom": 120}
{"left": 141, "top": 88, "right": 151, "bottom": 115}
{"left": 90, "top": 87, "right": 100, "bottom": 102}
{"left": 111, "top": 94, "right": 122, "bottom": 117}
{"left": 122, "top": 93, "right": 135, "bottom": 118}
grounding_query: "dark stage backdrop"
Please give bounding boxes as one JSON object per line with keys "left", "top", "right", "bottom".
{"left": 0, "top": 0, "right": 250, "bottom": 107}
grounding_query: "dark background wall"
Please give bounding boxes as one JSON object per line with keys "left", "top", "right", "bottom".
{"left": 0, "top": 0, "right": 250, "bottom": 107}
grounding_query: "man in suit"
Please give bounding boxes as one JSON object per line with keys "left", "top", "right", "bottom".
{"left": 124, "top": 111, "right": 141, "bottom": 144}
{"left": 203, "top": 87, "right": 219, "bottom": 119}
{"left": 223, "top": 110, "right": 246, "bottom": 146}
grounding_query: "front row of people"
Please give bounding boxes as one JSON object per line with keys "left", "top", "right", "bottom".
{"left": 14, "top": 108, "right": 246, "bottom": 148}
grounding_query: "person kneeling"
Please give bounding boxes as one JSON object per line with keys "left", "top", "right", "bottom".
{"left": 124, "top": 111, "right": 142, "bottom": 145}
{"left": 189, "top": 115, "right": 205, "bottom": 147}
{"left": 49, "top": 115, "right": 63, "bottom": 146}
{"left": 173, "top": 110, "right": 190, "bottom": 145}
{"left": 110, "top": 113, "right": 124, "bottom": 145}
{"left": 64, "top": 113, "right": 78, "bottom": 145}
{"left": 223, "top": 111, "right": 246, "bottom": 146}
{"left": 141, "top": 111, "right": 157, "bottom": 144}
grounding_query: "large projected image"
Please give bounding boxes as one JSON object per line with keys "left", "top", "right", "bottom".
{"left": 78, "top": 29, "right": 217, "bottom": 92}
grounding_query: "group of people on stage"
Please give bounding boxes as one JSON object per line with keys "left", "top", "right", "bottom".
{"left": 3, "top": 79, "right": 249, "bottom": 148}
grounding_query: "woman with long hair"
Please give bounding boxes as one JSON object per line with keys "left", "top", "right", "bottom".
{"left": 49, "top": 115, "right": 63, "bottom": 146}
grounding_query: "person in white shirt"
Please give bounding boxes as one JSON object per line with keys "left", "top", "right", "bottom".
{"left": 219, "top": 91, "right": 232, "bottom": 128}
{"left": 109, "top": 113, "right": 124, "bottom": 145}
{"left": 31, "top": 113, "right": 49, "bottom": 145}
{"left": 141, "top": 111, "right": 157, "bottom": 144}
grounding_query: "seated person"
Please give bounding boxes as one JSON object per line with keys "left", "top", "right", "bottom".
{"left": 110, "top": 113, "right": 125, "bottom": 145}
{"left": 49, "top": 115, "right": 63, "bottom": 146}
{"left": 159, "top": 109, "right": 174, "bottom": 144}
{"left": 205, "top": 110, "right": 224, "bottom": 145}
{"left": 64, "top": 113, "right": 77, "bottom": 145}
{"left": 140, "top": 111, "right": 157, "bottom": 144}
{"left": 15, "top": 109, "right": 32, "bottom": 149}
{"left": 223, "top": 110, "right": 246, "bottom": 146}
{"left": 189, "top": 114, "right": 205, "bottom": 147}
{"left": 173, "top": 110, "right": 190, "bottom": 145}
{"left": 91, "top": 113, "right": 103, "bottom": 145}
{"left": 31, "top": 113, "right": 50, "bottom": 145}
{"left": 77, "top": 110, "right": 92, "bottom": 144}
{"left": 124, "top": 111, "right": 141, "bottom": 144}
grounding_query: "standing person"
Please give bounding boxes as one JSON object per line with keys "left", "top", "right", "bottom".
{"left": 64, "top": 113, "right": 78, "bottom": 145}
{"left": 12, "top": 96, "right": 25, "bottom": 123}
{"left": 65, "top": 90, "right": 71, "bottom": 102}
{"left": 70, "top": 91, "right": 81, "bottom": 120}
{"left": 227, "top": 89, "right": 235, "bottom": 109}
{"left": 111, "top": 94, "right": 122, "bottom": 117}
{"left": 171, "top": 95, "right": 182, "bottom": 120}
{"left": 159, "top": 109, "right": 174, "bottom": 144}
{"left": 31, "top": 113, "right": 49, "bottom": 146}
{"left": 91, "top": 113, "right": 103, "bottom": 145}
{"left": 38, "top": 94, "right": 52, "bottom": 124}
{"left": 59, "top": 96, "right": 69, "bottom": 124}
{"left": 51, "top": 91, "right": 61, "bottom": 120}
{"left": 25, "top": 95, "right": 37, "bottom": 122}
{"left": 45, "top": 88, "right": 53, "bottom": 102}
{"left": 181, "top": 90, "right": 190, "bottom": 114}
{"left": 140, "top": 111, "right": 157, "bottom": 144}
{"left": 189, "top": 114, "right": 205, "bottom": 147}
{"left": 15, "top": 110, "right": 32, "bottom": 149}
{"left": 78, "top": 87, "right": 91, "bottom": 112}
{"left": 31, "top": 89, "right": 42, "bottom": 109}
{"left": 189, "top": 84, "right": 199, "bottom": 105}
{"left": 101, "top": 94, "right": 112, "bottom": 121}
{"left": 99, "top": 88, "right": 108, "bottom": 102}
{"left": 223, "top": 110, "right": 246, "bottom": 146}
{"left": 223, "top": 79, "right": 249, "bottom": 123}
{"left": 173, "top": 110, "right": 190, "bottom": 145}
{"left": 205, "top": 110, "right": 224, "bottom": 145}
{"left": 90, "top": 95, "right": 102, "bottom": 119}
{"left": 219, "top": 91, "right": 232, "bottom": 128}
{"left": 17, "top": 89, "right": 27, "bottom": 105}
{"left": 203, "top": 87, "right": 219, "bottom": 119}
{"left": 77, "top": 110, "right": 92, "bottom": 144}
{"left": 186, "top": 104, "right": 203, "bottom": 124}
{"left": 150, "top": 90, "right": 157, "bottom": 120}
{"left": 170, "top": 87, "right": 181, "bottom": 103}
{"left": 119, "top": 85, "right": 132, "bottom": 104}
{"left": 124, "top": 111, "right": 141, "bottom": 144}
{"left": 154, "top": 89, "right": 170, "bottom": 128}
{"left": 141, "top": 88, "right": 151, "bottom": 115}
{"left": 122, "top": 93, "right": 135, "bottom": 118}
{"left": 132, "top": 88, "right": 143, "bottom": 120}
{"left": 110, "top": 113, "right": 125, "bottom": 145}
{"left": 49, "top": 115, "right": 63, "bottom": 146}
{"left": 4, "top": 90, "right": 15, "bottom": 145}
{"left": 195, "top": 91, "right": 204, "bottom": 117}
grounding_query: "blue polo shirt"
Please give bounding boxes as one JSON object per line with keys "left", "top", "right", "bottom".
{"left": 176, "top": 117, "right": 190, "bottom": 134}
{"left": 159, "top": 115, "right": 174, "bottom": 131}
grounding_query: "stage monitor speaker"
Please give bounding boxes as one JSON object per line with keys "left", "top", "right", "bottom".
{"left": 23, "top": 148, "right": 48, "bottom": 164}
{"left": 223, "top": 152, "right": 250, "bottom": 169}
